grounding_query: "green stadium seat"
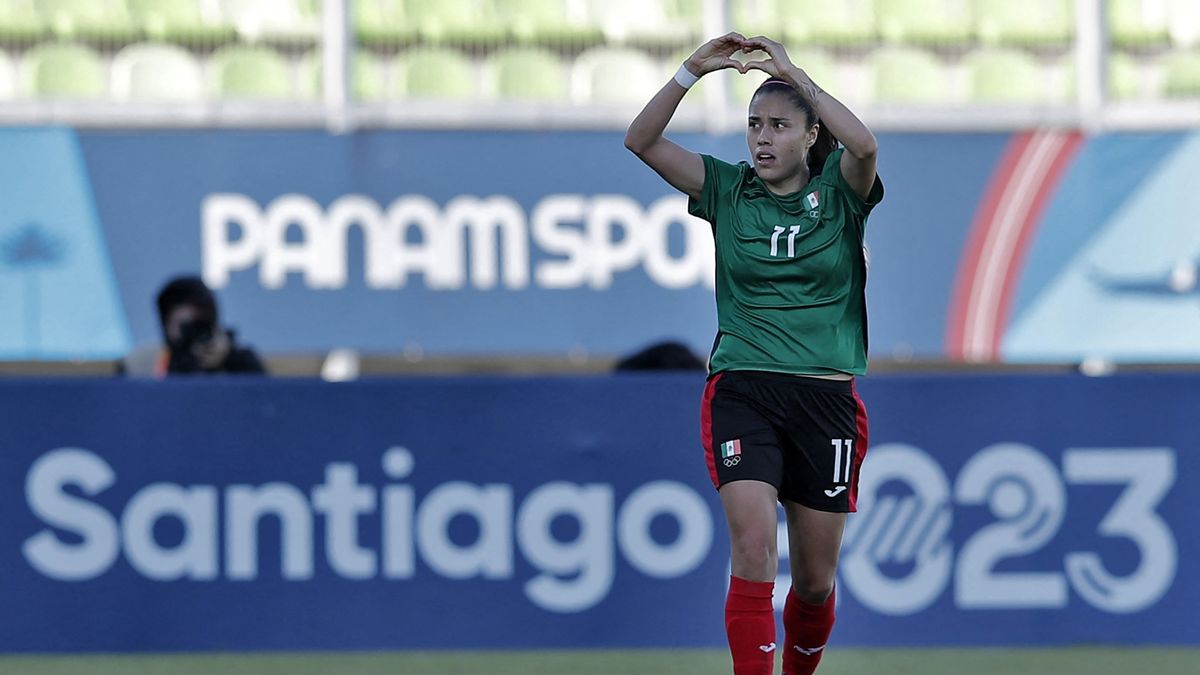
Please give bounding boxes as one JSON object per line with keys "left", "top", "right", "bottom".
{"left": 354, "top": 0, "right": 416, "bottom": 46}
{"left": 973, "top": 0, "right": 1074, "bottom": 48}
{"left": 111, "top": 42, "right": 204, "bottom": 101}
{"left": 732, "top": 0, "right": 778, "bottom": 37}
{"left": 22, "top": 42, "right": 106, "bottom": 98}
{"left": 1108, "top": 0, "right": 1171, "bottom": 49}
{"left": 38, "top": 0, "right": 138, "bottom": 42}
{"left": 0, "top": 0, "right": 46, "bottom": 44}
{"left": 484, "top": 47, "right": 566, "bottom": 100}
{"left": 393, "top": 47, "right": 475, "bottom": 99}
{"left": 126, "top": 0, "right": 236, "bottom": 45}
{"left": 0, "top": 50, "right": 13, "bottom": 98}
{"left": 1162, "top": 50, "right": 1200, "bottom": 97}
{"left": 1168, "top": 0, "right": 1200, "bottom": 48}
{"left": 296, "top": 50, "right": 388, "bottom": 101}
{"left": 588, "top": 0, "right": 695, "bottom": 48}
{"left": 967, "top": 48, "right": 1046, "bottom": 103}
{"left": 871, "top": 46, "right": 950, "bottom": 104}
{"left": 876, "top": 0, "right": 973, "bottom": 46}
{"left": 572, "top": 47, "right": 660, "bottom": 104}
{"left": 406, "top": 0, "right": 505, "bottom": 45}
{"left": 220, "top": 0, "right": 320, "bottom": 43}
{"left": 210, "top": 45, "right": 293, "bottom": 99}
{"left": 782, "top": 0, "right": 877, "bottom": 48}
{"left": 495, "top": 0, "right": 602, "bottom": 46}
{"left": 1107, "top": 50, "right": 1143, "bottom": 99}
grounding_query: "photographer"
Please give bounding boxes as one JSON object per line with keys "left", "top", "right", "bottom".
{"left": 155, "top": 276, "right": 265, "bottom": 375}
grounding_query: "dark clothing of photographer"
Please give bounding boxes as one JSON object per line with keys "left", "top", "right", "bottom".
{"left": 156, "top": 276, "right": 265, "bottom": 376}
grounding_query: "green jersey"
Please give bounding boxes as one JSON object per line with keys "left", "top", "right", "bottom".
{"left": 688, "top": 147, "right": 884, "bottom": 376}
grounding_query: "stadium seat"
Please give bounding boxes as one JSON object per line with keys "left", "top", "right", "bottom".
{"left": 38, "top": 0, "right": 138, "bottom": 42}
{"left": 0, "top": 0, "right": 46, "bottom": 44}
{"left": 21, "top": 42, "right": 106, "bottom": 98}
{"left": 587, "top": 0, "right": 695, "bottom": 48}
{"left": 393, "top": 47, "right": 475, "bottom": 99}
{"left": 572, "top": 47, "right": 660, "bottom": 104}
{"left": 973, "top": 0, "right": 1074, "bottom": 48}
{"left": 966, "top": 48, "right": 1046, "bottom": 103}
{"left": 496, "top": 0, "right": 603, "bottom": 46}
{"left": 870, "top": 46, "right": 951, "bottom": 104}
{"left": 406, "top": 0, "right": 505, "bottom": 45}
{"left": 732, "top": 0, "right": 778, "bottom": 37}
{"left": 1107, "top": 0, "right": 1171, "bottom": 50}
{"left": 297, "top": 50, "right": 388, "bottom": 101}
{"left": 220, "top": 0, "right": 320, "bottom": 43}
{"left": 354, "top": 0, "right": 416, "bottom": 45}
{"left": 210, "top": 45, "right": 293, "bottom": 99}
{"left": 876, "top": 0, "right": 973, "bottom": 47}
{"left": 1162, "top": 50, "right": 1200, "bottom": 97}
{"left": 111, "top": 42, "right": 204, "bottom": 101}
{"left": 126, "top": 0, "right": 237, "bottom": 45}
{"left": 484, "top": 47, "right": 566, "bottom": 100}
{"left": 781, "top": 0, "right": 877, "bottom": 48}
{"left": 0, "top": 50, "right": 13, "bottom": 98}
{"left": 1168, "top": 0, "right": 1200, "bottom": 48}
{"left": 1107, "top": 50, "right": 1142, "bottom": 99}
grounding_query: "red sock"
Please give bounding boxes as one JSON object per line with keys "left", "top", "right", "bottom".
{"left": 725, "top": 576, "right": 776, "bottom": 675}
{"left": 781, "top": 586, "right": 836, "bottom": 675}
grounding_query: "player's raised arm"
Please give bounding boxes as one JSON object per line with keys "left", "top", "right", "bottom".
{"left": 624, "top": 33, "right": 748, "bottom": 199}
{"left": 742, "top": 35, "right": 879, "bottom": 201}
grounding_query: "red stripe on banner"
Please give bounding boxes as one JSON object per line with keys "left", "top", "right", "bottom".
{"left": 946, "top": 130, "right": 1082, "bottom": 361}
{"left": 946, "top": 132, "right": 1034, "bottom": 358}
{"left": 848, "top": 380, "right": 869, "bottom": 513}
{"left": 700, "top": 374, "right": 722, "bottom": 490}
{"left": 987, "top": 131, "right": 1083, "bottom": 357}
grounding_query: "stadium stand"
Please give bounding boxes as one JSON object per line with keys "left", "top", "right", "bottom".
{"left": 876, "top": 0, "right": 974, "bottom": 47}
{"left": 1162, "top": 49, "right": 1200, "bottom": 97}
{"left": 39, "top": 0, "right": 139, "bottom": 43}
{"left": 0, "top": 48, "right": 12, "bottom": 98}
{"left": 870, "top": 46, "right": 953, "bottom": 105}
{"left": 126, "top": 0, "right": 237, "bottom": 45}
{"left": 393, "top": 47, "right": 475, "bottom": 99}
{"left": 973, "top": 0, "right": 1074, "bottom": 48}
{"left": 21, "top": 42, "right": 106, "bottom": 98}
{"left": 0, "top": 1, "right": 1197, "bottom": 109}
{"left": 572, "top": 46, "right": 661, "bottom": 104}
{"left": 496, "top": 0, "right": 603, "bottom": 47}
{"left": 111, "top": 42, "right": 205, "bottom": 101}
{"left": 484, "top": 47, "right": 567, "bottom": 100}
{"left": 209, "top": 44, "right": 294, "bottom": 98}
{"left": 966, "top": 48, "right": 1049, "bottom": 103}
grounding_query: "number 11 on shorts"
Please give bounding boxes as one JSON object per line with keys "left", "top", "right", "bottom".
{"left": 832, "top": 439, "right": 853, "bottom": 483}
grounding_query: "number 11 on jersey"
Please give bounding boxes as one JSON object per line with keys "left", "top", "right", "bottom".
{"left": 832, "top": 438, "right": 853, "bottom": 483}
{"left": 770, "top": 225, "right": 802, "bottom": 258}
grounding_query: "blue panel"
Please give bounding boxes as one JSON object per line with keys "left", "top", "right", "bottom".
{"left": 76, "top": 130, "right": 1005, "bottom": 361}
{"left": 0, "top": 128, "right": 130, "bottom": 359}
{"left": 0, "top": 374, "right": 1195, "bottom": 651}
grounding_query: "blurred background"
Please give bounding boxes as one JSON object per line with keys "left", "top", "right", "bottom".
{"left": 1, "top": 1, "right": 1199, "bottom": 674}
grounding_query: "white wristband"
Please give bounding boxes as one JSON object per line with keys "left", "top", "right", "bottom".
{"left": 674, "top": 63, "right": 700, "bottom": 89}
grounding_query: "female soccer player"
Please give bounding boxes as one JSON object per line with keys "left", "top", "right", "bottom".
{"left": 624, "top": 33, "right": 883, "bottom": 675}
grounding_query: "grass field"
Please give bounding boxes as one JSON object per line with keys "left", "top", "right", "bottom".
{"left": 1, "top": 647, "right": 1197, "bottom": 675}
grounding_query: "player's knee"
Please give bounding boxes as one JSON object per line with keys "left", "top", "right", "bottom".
{"left": 790, "top": 577, "right": 834, "bottom": 605}
{"left": 729, "top": 533, "right": 776, "bottom": 579}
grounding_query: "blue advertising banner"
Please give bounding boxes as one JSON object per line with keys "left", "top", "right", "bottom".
{"left": 0, "top": 373, "right": 1196, "bottom": 652}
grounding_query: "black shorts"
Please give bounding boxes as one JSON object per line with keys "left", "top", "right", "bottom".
{"left": 700, "top": 370, "right": 869, "bottom": 513}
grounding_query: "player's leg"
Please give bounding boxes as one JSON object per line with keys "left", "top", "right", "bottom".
{"left": 776, "top": 378, "right": 866, "bottom": 675}
{"left": 719, "top": 480, "right": 781, "bottom": 675}
{"left": 703, "top": 373, "right": 787, "bottom": 675}
{"left": 780, "top": 503, "right": 845, "bottom": 675}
